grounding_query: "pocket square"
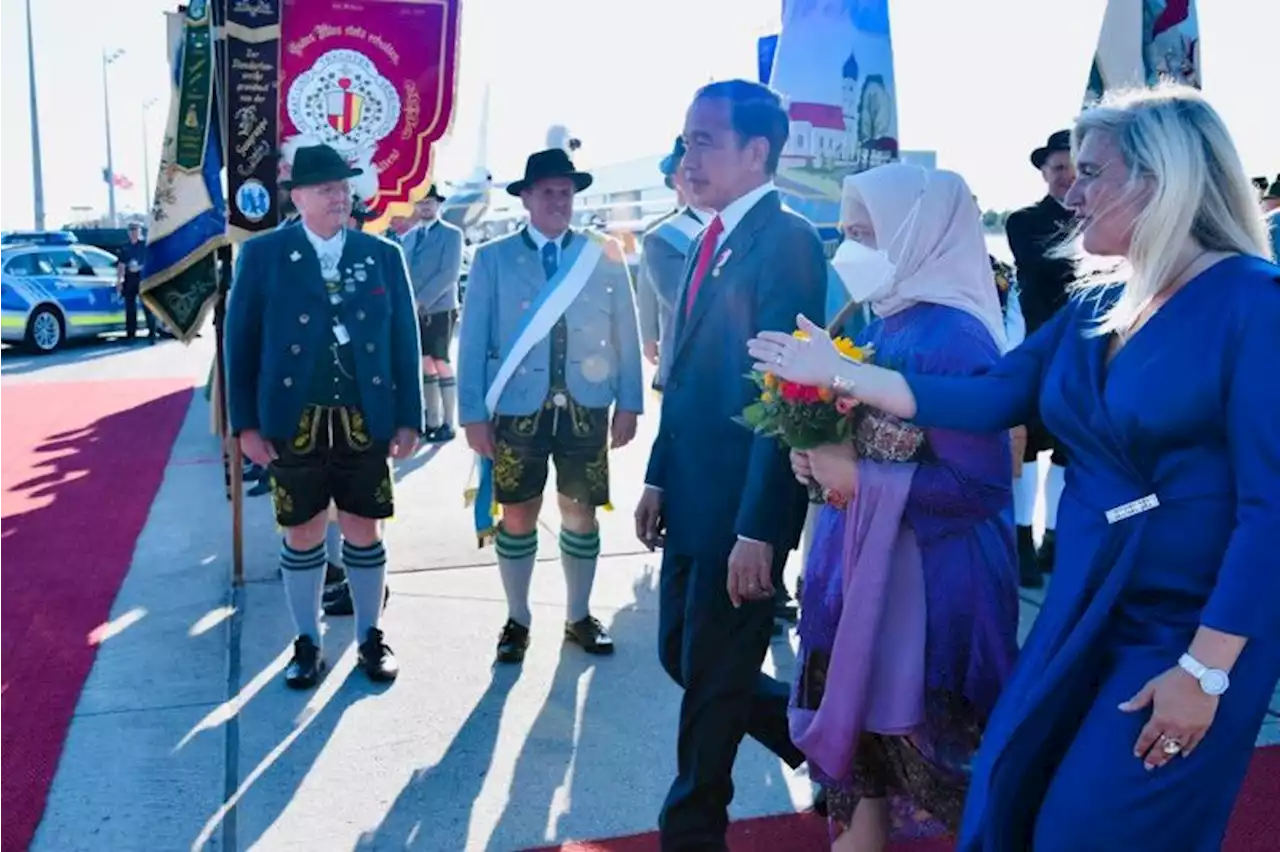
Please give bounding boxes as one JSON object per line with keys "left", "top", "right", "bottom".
{"left": 370, "top": 286, "right": 386, "bottom": 295}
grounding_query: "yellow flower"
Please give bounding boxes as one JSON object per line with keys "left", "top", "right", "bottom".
{"left": 762, "top": 372, "right": 777, "bottom": 389}
{"left": 818, "top": 387, "right": 833, "bottom": 402}
{"left": 761, "top": 391, "right": 774, "bottom": 403}
{"left": 834, "top": 336, "right": 873, "bottom": 363}
{"left": 792, "top": 330, "right": 810, "bottom": 341}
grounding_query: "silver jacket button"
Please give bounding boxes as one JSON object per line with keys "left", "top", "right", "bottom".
{"left": 356, "top": 310, "right": 366, "bottom": 321}
{"left": 371, "top": 376, "right": 382, "bottom": 386}
{"left": 290, "top": 344, "right": 302, "bottom": 355}
{"left": 365, "top": 342, "right": 375, "bottom": 352}
{"left": 299, "top": 314, "right": 310, "bottom": 324}
{"left": 283, "top": 377, "right": 293, "bottom": 387}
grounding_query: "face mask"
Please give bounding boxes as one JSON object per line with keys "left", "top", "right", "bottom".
{"left": 831, "top": 175, "right": 929, "bottom": 304}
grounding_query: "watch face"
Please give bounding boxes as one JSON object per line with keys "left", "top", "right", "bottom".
{"left": 1200, "top": 669, "right": 1229, "bottom": 696}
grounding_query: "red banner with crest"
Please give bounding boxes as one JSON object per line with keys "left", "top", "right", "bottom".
{"left": 279, "top": 0, "right": 460, "bottom": 234}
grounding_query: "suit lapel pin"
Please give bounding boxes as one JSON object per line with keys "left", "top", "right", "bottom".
{"left": 711, "top": 248, "right": 732, "bottom": 277}
{"left": 289, "top": 250, "right": 302, "bottom": 262}
{"left": 366, "top": 256, "right": 375, "bottom": 265}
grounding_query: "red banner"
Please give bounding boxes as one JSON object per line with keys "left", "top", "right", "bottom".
{"left": 280, "top": 0, "right": 460, "bottom": 233}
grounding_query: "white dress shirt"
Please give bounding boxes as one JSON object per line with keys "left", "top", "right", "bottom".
{"left": 302, "top": 224, "right": 346, "bottom": 280}
{"left": 710, "top": 182, "right": 776, "bottom": 248}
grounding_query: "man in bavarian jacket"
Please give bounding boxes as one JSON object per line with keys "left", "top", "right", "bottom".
{"left": 457, "top": 148, "right": 644, "bottom": 665}
{"left": 637, "top": 136, "right": 709, "bottom": 391}
{"left": 226, "top": 144, "right": 423, "bottom": 689}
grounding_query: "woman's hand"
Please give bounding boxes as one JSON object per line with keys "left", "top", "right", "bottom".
{"left": 805, "top": 441, "right": 859, "bottom": 496}
{"left": 790, "top": 449, "right": 814, "bottom": 485}
{"left": 1121, "top": 666, "right": 1220, "bottom": 770}
{"left": 747, "top": 314, "right": 846, "bottom": 388}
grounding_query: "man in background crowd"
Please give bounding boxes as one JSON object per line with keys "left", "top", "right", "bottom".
{"left": 1004, "top": 129, "right": 1075, "bottom": 589}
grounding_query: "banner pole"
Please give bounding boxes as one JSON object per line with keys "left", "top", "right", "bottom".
{"left": 212, "top": 0, "right": 244, "bottom": 586}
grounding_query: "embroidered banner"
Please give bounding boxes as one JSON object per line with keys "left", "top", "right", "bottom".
{"left": 279, "top": 0, "right": 461, "bottom": 234}
{"left": 141, "top": 0, "right": 228, "bottom": 342}
{"left": 1084, "top": 0, "right": 1200, "bottom": 105}
{"left": 226, "top": 0, "right": 283, "bottom": 241}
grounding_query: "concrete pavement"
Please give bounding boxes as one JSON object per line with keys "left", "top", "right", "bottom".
{"left": 10, "top": 334, "right": 1279, "bottom": 852}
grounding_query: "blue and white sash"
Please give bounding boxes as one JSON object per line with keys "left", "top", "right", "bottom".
{"left": 467, "top": 236, "right": 605, "bottom": 545}
{"left": 654, "top": 211, "right": 704, "bottom": 257}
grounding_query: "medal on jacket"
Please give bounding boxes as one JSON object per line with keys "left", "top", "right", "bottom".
{"left": 551, "top": 392, "right": 568, "bottom": 408}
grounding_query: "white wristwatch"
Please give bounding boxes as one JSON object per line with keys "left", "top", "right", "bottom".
{"left": 1179, "top": 653, "right": 1230, "bottom": 696}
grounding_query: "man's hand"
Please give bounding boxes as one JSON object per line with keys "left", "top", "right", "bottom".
{"left": 643, "top": 340, "right": 660, "bottom": 366}
{"left": 634, "top": 486, "right": 665, "bottom": 551}
{"left": 727, "top": 538, "right": 774, "bottom": 608}
{"left": 239, "top": 429, "right": 278, "bottom": 467}
{"left": 465, "top": 422, "right": 495, "bottom": 458}
{"left": 611, "top": 410, "right": 638, "bottom": 449}
{"left": 389, "top": 427, "right": 419, "bottom": 460}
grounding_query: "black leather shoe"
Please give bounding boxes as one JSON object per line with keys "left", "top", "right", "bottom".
{"left": 357, "top": 628, "right": 399, "bottom": 682}
{"left": 496, "top": 619, "right": 530, "bottom": 664}
{"left": 426, "top": 423, "right": 456, "bottom": 443}
{"left": 565, "top": 615, "right": 614, "bottom": 655}
{"left": 284, "top": 635, "right": 326, "bottom": 690}
{"left": 322, "top": 582, "right": 389, "bottom": 617}
{"left": 1017, "top": 525, "right": 1044, "bottom": 589}
{"left": 324, "top": 561, "right": 344, "bottom": 585}
{"left": 1038, "top": 529, "right": 1057, "bottom": 575}
{"left": 812, "top": 787, "right": 829, "bottom": 817}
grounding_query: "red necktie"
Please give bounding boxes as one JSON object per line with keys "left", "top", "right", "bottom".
{"left": 684, "top": 215, "right": 724, "bottom": 318}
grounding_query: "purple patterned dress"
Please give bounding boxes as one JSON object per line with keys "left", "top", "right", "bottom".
{"left": 796, "top": 303, "right": 1019, "bottom": 839}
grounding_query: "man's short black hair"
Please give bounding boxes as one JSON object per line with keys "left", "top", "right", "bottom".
{"left": 694, "top": 79, "right": 789, "bottom": 176}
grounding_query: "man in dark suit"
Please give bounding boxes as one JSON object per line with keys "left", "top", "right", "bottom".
{"left": 635, "top": 79, "right": 825, "bottom": 851}
{"left": 1004, "top": 129, "right": 1076, "bottom": 589}
{"left": 226, "top": 144, "right": 423, "bottom": 689}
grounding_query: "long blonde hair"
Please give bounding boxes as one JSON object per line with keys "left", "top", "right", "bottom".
{"left": 1065, "top": 84, "right": 1272, "bottom": 336}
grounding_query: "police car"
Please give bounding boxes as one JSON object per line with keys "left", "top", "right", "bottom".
{"left": 1, "top": 243, "right": 128, "bottom": 353}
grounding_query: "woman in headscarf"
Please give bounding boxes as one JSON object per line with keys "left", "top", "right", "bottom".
{"left": 751, "top": 85, "right": 1280, "bottom": 852}
{"left": 788, "top": 163, "right": 1019, "bottom": 851}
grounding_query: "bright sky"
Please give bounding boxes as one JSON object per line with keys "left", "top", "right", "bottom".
{"left": 2, "top": 0, "right": 1276, "bottom": 230}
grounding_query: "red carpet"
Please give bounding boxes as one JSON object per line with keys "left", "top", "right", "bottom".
{"left": 536, "top": 746, "right": 1280, "bottom": 852}
{"left": 1, "top": 379, "right": 193, "bottom": 852}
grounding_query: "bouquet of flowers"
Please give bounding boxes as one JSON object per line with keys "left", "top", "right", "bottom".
{"left": 738, "top": 332, "right": 874, "bottom": 451}
{"left": 738, "top": 329, "right": 928, "bottom": 503}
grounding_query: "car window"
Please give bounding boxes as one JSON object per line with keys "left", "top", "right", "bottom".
{"left": 3, "top": 253, "right": 55, "bottom": 276}
{"left": 41, "top": 249, "right": 86, "bottom": 276}
{"left": 76, "top": 248, "right": 120, "bottom": 276}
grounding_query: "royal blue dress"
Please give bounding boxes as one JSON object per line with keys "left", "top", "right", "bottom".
{"left": 907, "top": 255, "right": 1280, "bottom": 851}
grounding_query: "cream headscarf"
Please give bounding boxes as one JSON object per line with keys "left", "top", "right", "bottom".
{"left": 842, "top": 164, "right": 1006, "bottom": 349}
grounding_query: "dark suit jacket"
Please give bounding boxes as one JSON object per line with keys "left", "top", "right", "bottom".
{"left": 643, "top": 190, "right": 827, "bottom": 557}
{"left": 225, "top": 224, "right": 424, "bottom": 441}
{"left": 1005, "top": 195, "right": 1075, "bottom": 334}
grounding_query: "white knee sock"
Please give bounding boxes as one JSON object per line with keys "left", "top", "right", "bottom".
{"left": 342, "top": 540, "right": 387, "bottom": 638}
{"left": 559, "top": 527, "right": 600, "bottom": 623}
{"left": 280, "top": 541, "right": 326, "bottom": 644}
{"left": 324, "top": 523, "right": 342, "bottom": 567}
{"left": 1044, "top": 464, "right": 1066, "bottom": 531}
{"left": 496, "top": 526, "right": 537, "bottom": 626}
{"left": 1013, "top": 460, "right": 1040, "bottom": 526}
{"left": 439, "top": 375, "right": 457, "bottom": 428}
{"left": 423, "top": 375, "right": 443, "bottom": 429}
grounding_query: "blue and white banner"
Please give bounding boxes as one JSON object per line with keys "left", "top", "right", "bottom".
{"left": 765, "top": 0, "right": 900, "bottom": 236}
{"left": 141, "top": 1, "right": 228, "bottom": 342}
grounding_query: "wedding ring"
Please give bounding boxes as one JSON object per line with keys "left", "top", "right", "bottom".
{"left": 1160, "top": 736, "right": 1183, "bottom": 756}
{"left": 774, "top": 353, "right": 784, "bottom": 364}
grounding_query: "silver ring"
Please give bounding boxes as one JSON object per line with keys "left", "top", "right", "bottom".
{"left": 1160, "top": 736, "right": 1183, "bottom": 756}
{"left": 774, "top": 353, "right": 784, "bottom": 364}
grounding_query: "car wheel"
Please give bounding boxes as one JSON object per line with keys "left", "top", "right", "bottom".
{"left": 25, "top": 306, "right": 64, "bottom": 353}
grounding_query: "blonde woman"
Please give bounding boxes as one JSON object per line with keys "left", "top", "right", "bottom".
{"left": 749, "top": 84, "right": 1280, "bottom": 851}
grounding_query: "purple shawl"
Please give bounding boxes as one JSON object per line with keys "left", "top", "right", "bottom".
{"left": 789, "top": 461, "right": 927, "bottom": 781}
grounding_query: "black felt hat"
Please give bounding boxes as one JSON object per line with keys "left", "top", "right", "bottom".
{"left": 506, "top": 148, "right": 593, "bottom": 197}
{"left": 281, "top": 144, "right": 363, "bottom": 189}
{"left": 422, "top": 183, "right": 448, "bottom": 203}
{"left": 1265, "top": 174, "right": 1280, "bottom": 201}
{"left": 349, "top": 196, "right": 376, "bottom": 223}
{"left": 1031, "top": 130, "right": 1072, "bottom": 170}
